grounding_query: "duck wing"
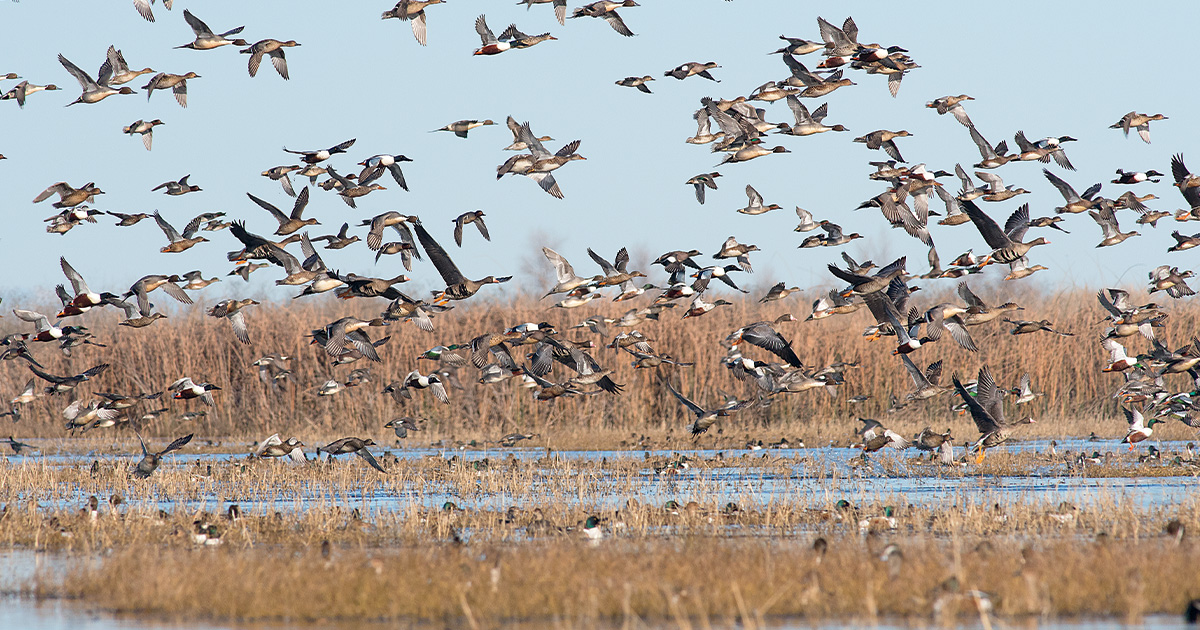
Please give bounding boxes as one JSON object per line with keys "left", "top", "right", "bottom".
{"left": 412, "top": 218, "right": 465, "bottom": 286}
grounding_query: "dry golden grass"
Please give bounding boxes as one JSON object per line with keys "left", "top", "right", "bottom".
{"left": 3, "top": 283, "right": 1199, "bottom": 449}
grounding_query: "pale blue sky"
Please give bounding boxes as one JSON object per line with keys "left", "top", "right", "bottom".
{"left": 0, "top": 1, "right": 1197, "bottom": 301}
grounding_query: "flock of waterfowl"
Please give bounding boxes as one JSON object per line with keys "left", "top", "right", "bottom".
{"left": 2, "top": 4, "right": 1199, "bottom": 475}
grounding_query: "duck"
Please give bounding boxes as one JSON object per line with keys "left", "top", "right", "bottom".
{"left": 382, "top": 0, "right": 446, "bottom": 46}
{"left": 284, "top": 138, "right": 355, "bottom": 164}
{"left": 960, "top": 201, "right": 1049, "bottom": 266}
{"left": 131, "top": 433, "right": 193, "bottom": 479}
{"left": 660, "top": 377, "right": 748, "bottom": 436}
{"left": 401, "top": 370, "right": 450, "bottom": 404}
{"left": 453, "top": 211, "right": 490, "bottom": 247}
{"left": 1168, "top": 231, "right": 1200, "bottom": 252}
{"left": 780, "top": 97, "right": 847, "bottom": 136}
{"left": 1121, "top": 407, "right": 1161, "bottom": 449}
{"left": 384, "top": 417, "right": 422, "bottom": 440}
{"left": 1089, "top": 201, "right": 1139, "bottom": 247}
{"left": 361, "top": 212, "right": 414, "bottom": 251}
{"left": 240, "top": 39, "right": 300, "bottom": 79}
{"left": 358, "top": 154, "right": 412, "bottom": 190}
{"left": 325, "top": 164, "right": 385, "bottom": 208}
{"left": 254, "top": 434, "right": 306, "bottom": 462}
{"left": 718, "top": 144, "right": 790, "bottom": 166}
{"left": 311, "top": 222, "right": 361, "bottom": 250}
{"left": 1009, "top": 373, "right": 1044, "bottom": 404}
{"left": 738, "top": 184, "right": 781, "bottom": 215}
{"left": 926, "top": 94, "right": 973, "bottom": 126}
{"left": 499, "top": 23, "right": 556, "bottom": 49}
{"left": 247, "top": 187, "right": 318, "bottom": 236}
{"left": 176, "top": 9, "right": 247, "bottom": 50}
{"left": 124, "top": 274, "right": 193, "bottom": 316}
{"left": 759, "top": 282, "right": 802, "bottom": 303}
{"left": 1101, "top": 338, "right": 1137, "bottom": 372}
{"left": 1113, "top": 168, "right": 1164, "bottom": 185}
{"left": 122, "top": 119, "right": 163, "bottom": 151}
{"left": 953, "top": 365, "right": 1035, "bottom": 463}
{"left": 665, "top": 61, "right": 720, "bottom": 82}
{"left": 317, "top": 438, "right": 386, "bottom": 472}
{"left": 180, "top": 271, "right": 219, "bottom": 290}
{"left": 206, "top": 299, "right": 258, "bottom": 344}
{"left": 1043, "top": 168, "right": 1101, "bottom": 214}
{"left": 411, "top": 218, "right": 512, "bottom": 301}
{"left": 975, "top": 171, "right": 1029, "bottom": 202}
{"left": 616, "top": 75, "right": 654, "bottom": 93}
{"left": 0, "top": 81, "right": 60, "bottom": 108}
{"left": 58, "top": 53, "right": 135, "bottom": 105}
{"left": 152, "top": 174, "right": 201, "bottom": 196}
{"left": 434, "top": 119, "right": 495, "bottom": 138}
{"left": 169, "top": 378, "right": 220, "bottom": 406}
{"left": 142, "top": 72, "right": 199, "bottom": 107}
{"left": 686, "top": 172, "right": 721, "bottom": 204}
{"left": 132, "top": 0, "right": 173, "bottom": 23}
{"left": 968, "top": 125, "right": 1013, "bottom": 169}
{"left": 914, "top": 426, "right": 953, "bottom": 452}
{"left": 569, "top": 1, "right": 638, "bottom": 37}
{"left": 472, "top": 15, "right": 512, "bottom": 55}
{"left": 853, "top": 129, "right": 911, "bottom": 162}
{"left": 1110, "top": 111, "right": 1167, "bottom": 144}
{"left": 153, "top": 211, "right": 208, "bottom": 253}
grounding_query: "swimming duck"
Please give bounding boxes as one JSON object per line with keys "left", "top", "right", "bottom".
{"left": 142, "top": 71, "right": 199, "bottom": 107}
{"left": 926, "top": 94, "right": 973, "bottom": 126}
{"left": 153, "top": 211, "right": 208, "bottom": 253}
{"left": 1111, "top": 111, "right": 1166, "bottom": 144}
{"left": 240, "top": 39, "right": 300, "bottom": 79}
{"left": 569, "top": 1, "right": 638, "bottom": 37}
{"left": 665, "top": 61, "right": 720, "bottom": 82}
{"left": 131, "top": 433, "right": 193, "bottom": 478}
{"left": 152, "top": 174, "right": 201, "bottom": 195}
{"left": 738, "top": 184, "right": 781, "bottom": 215}
{"left": 122, "top": 119, "right": 163, "bottom": 151}
{"left": 616, "top": 75, "right": 654, "bottom": 93}
{"left": 382, "top": 0, "right": 446, "bottom": 46}
{"left": 176, "top": 10, "right": 247, "bottom": 50}
{"left": 58, "top": 53, "right": 136, "bottom": 105}
{"left": 0, "top": 81, "right": 60, "bottom": 108}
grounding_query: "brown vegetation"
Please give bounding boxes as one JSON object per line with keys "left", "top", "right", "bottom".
{"left": 3, "top": 283, "right": 1198, "bottom": 449}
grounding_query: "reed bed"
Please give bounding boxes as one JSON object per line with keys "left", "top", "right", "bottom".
{"left": 2, "top": 283, "right": 1198, "bottom": 448}
{"left": 26, "top": 505, "right": 1200, "bottom": 623}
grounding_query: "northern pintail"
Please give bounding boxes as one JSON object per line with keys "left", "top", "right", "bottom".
{"left": 780, "top": 96, "right": 846, "bottom": 136}
{"left": 616, "top": 75, "right": 654, "bottom": 93}
{"left": 759, "top": 282, "right": 802, "bottom": 303}
{"left": 926, "top": 95, "right": 973, "bottom": 126}
{"left": 240, "top": 39, "right": 300, "bottom": 79}
{"left": 0, "top": 81, "right": 60, "bottom": 108}
{"left": 317, "top": 438, "right": 386, "bottom": 472}
{"left": 142, "top": 72, "right": 199, "bottom": 107}
{"left": 382, "top": 0, "right": 446, "bottom": 46}
{"left": 248, "top": 187, "right": 318, "bottom": 235}
{"left": 499, "top": 23, "right": 556, "bottom": 49}
{"left": 1111, "top": 111, "right": 1166, "bottom": 144}
{"left": 152, "top": 174, "right": 201, "bottom": 195}
{"left": 132, "top": 433, "right": 193, "bottom": 478}
{"left": 713, "top": 236, "right": 758, "bottom": 271}
{"left": 435, "top": 119, "right": 495, "bottom": 138}
{"left": 58, "top": 53, "right": 135, "bottom": 105}
{"left": 1089, "top": 200, "right": 1139, "bottom": 247}
{"left": 176, "top": 10, "right": 247, "bottom": 50}
{"left": 153, "top": 211, "right": 208, "bottom": 253}
{"left": 325, "top": 164, "right": 385, "bottom": 208}
{"left": 122, "top": 119, "right": 163, "bottom": 150}
{"left": 284, "top": 138, "right": 355, "bottom": 164}
{"left": 569, "top": 1, "right": 638, "bottom": 37}
{"left": 738, "top": 184, "right": 781, "bottom": 215}
{"left": 968, "top": 125, "right": 1013, "bottom": 169}
{"left": 853, "top": 129, "right": 910, "bottom": 162}
{"left": 207, "top": 299, "right": 258, "bottom": 344}
{"left": 665, "top": 61, "right": 720, "bottom": 82}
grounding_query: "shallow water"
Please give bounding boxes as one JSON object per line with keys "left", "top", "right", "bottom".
{"left": 6, "top": 439, "right": 1199, "bottom": 518}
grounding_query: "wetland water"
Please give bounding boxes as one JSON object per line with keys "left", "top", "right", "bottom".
{"left": 3, "top": 439, "right": 1197, "bottom": 628}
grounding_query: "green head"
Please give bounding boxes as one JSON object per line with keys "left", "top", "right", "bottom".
{"left": 584, "top": 516, "right": 600, "bottom": 529}
{"left": 442, "top": 501, "right": 459, "bottom": 512}
{"left": 882, "top": 506, "right": 895, "bottom": 518}
{"left": 664, "top": 500, "right": 680, "bottom": 511}
{"left": 835, "top": 499, "right": 852, "bottom": 510}
{"left": 1147, "top": 418, "right": 1164, "bottom": 428}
